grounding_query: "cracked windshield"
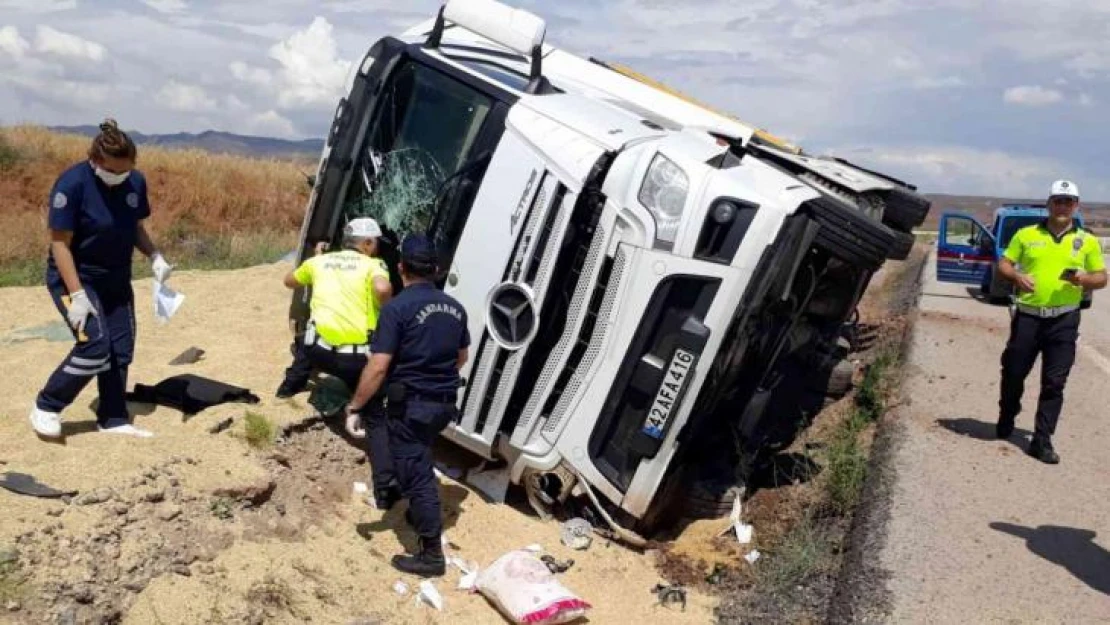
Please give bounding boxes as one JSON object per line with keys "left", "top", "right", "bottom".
{"left": 343, "top": 61, "right": 493, "bottom": 253}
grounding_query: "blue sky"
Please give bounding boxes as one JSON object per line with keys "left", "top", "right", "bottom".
{"left": 0, "top": 0, "right": 1105, "bottom": 200}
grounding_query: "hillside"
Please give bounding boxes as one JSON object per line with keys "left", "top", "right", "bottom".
{"left": 49, "top": 126, "right": 324, "bottom": 160}
{"left": 0, "top": 125, "right": 309, "bottom": 286}
{"left": 921, "top": 193, "right": 1110, "bottom": 230}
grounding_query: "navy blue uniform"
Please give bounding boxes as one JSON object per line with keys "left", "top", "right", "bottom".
{"left": 35, "top": 162, "right": 151, "bottom": 428}
{"left": 371, "top": 282, "right": 469, "bottom": 539}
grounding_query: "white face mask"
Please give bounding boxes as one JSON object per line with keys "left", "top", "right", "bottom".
{"left": 94, "top": 165, "right": 131, "bottom": 187}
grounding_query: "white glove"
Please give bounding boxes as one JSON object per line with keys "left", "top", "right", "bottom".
{"left": 152, "top": 253, "right": 173, "bottom": 283}
{"left": 67, "top": 290, "right": 97, "bottom": 334}
{"left": 345, "top": 406, "right": 366, "bottom": 439}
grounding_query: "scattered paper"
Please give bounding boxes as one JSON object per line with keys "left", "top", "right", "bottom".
{"left": 448, "top": 556, "right": 479, "bottom": 591}
{"left": 153, "top": 280, "right": 185, "bottom": 323}
{"left": 523, "top": 544, "right": 543, "bottom": 554}
{"left": 560, "top": 518, "right": 593, "bottom": 551}
{"left": 352, "top": 482, "right": 369, "bottom": 495}
{"left": 393, "top": 580, "right": 409, "bottom": 596}
{"left": 744, "top": 550, "right": 761, "bottom": 565}
{"left": 720, "top": 493, "right": 754, "bottom": 544}
{"left": 418, "top": 580, "right": 443, "bottom": 610}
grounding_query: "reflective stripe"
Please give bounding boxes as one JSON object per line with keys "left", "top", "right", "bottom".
{"left": 1015, "top": 303, "right": 1080, "bottom": 318}
{"left": 71, "top": 355, "right": 109, "bottom": 366}
{"left": 63, "top": 363, "right": 111, "bottom": 376}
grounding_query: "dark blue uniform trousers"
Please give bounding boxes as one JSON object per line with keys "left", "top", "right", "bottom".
{"left": 999, "top": 310, "right": 1080, "bottom": 441}
{"left": 390, "top": 401, "right": 457, "bottom": 539}
{"left": 36, "top": 280, "right": 135, "bottom": 428}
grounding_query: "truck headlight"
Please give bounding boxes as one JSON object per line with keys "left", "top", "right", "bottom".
{"left": 638, "top": 153, "right": 689, "bottom": 246}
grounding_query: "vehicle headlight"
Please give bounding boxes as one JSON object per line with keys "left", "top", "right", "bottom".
{"left": 638, "top": 153, "right": 689, "bottom": 246}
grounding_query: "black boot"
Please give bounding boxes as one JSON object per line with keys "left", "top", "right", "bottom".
{"left": 996, "top": 415, "right": 1015, "bottom": 439}
{"left": 1027, "top": 436, "right": 1060, "bottom": 465}
{"left": 392, "top": 536, "right": 446, "bottom": 577}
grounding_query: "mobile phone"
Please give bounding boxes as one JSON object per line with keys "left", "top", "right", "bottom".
{"left": 1060, "top": 268, "right": 1079, "bottom": 280}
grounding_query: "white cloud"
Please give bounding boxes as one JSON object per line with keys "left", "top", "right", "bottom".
{"left": 1079, "top": 93, "right": 1095, "bottom": 107}
{"left": 267, "top": 16, "right": 352, "bottom": 109}
{"left": 912, "top": 76, "right": 966, "bottom": 90}
{"left": 0, "top": 26, "right": 30, "bottom": 59}
{"left": 141, "top": 0, "right": 188, "bottom": 15}
{"left": 1065, "top": 51, "right": 1110, "bottom": 78}
{"left": 34, "top": 26, "right": 106, "bottom": 62}
{"left": 156, "top": 81, "right": 217, "bottom": 112}
{"left": 229, "top": 60, "right": 273, "bottom": 87}
{"left": 0, "top": 0, "right": 76, "bottom": 13}
{"left": 1003, "top": 85, "right": 1063, "bottom": 107}
{"left": 830, "top": 144, "right": 1070, "bottom": 198}
{"left": 248, "top": 110, "right": 297, "bottom": 137}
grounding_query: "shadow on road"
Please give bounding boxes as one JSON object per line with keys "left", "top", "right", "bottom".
{"left": 936, "top": 417, "right": 1030, "bottom": 450}
{"left": 990, "top": 523, "right": 1110, "bottom": 597}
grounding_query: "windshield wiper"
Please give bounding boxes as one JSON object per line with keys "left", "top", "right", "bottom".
{"left": 426, "top": 150, "right": 493, "bottom": 237}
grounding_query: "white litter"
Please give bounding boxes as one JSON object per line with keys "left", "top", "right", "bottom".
{"left": 352, "top": 482, "right": 369, "bottom": 495}
{"left": 418, "top": 580, "right": 444, "bottom": 610}
{"left": 560, "top": 518, "right": 593, "bottom": 550}
{"left": 153, "top": 280, "right": 185, "bottom": 324}
{"left": 720, "top": 493, "right": 754, "bottom": 545}
{"left": 476, "top": 550, "right": 591, "bottom": 625}
{"left": 523, "top": 544, "right": 543, "bottom": 554}
{"left": 392, "top": 580, "right": 409, "bottom": 596}
{"left": 744, "top": 550, "right": 761, "bottom": 565}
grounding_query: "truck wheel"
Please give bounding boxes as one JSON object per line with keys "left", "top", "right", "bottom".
{"left": 880, "top": 187, "right": 932, "bottom": 232}
{"left": 887, "top": 229, "right": 915, "bottom": 261}
{"left": 806, "top": 197, "right": 896, "bottom": 270}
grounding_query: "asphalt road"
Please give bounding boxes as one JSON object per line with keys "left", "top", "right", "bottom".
{"left": 879, "top": 250, "right": 1110, "bottom": 624}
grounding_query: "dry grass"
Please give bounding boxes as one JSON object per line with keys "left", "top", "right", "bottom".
{"left": 243, "top": 411, "right": 277, "bottom": 450}
{"left": 0, "top": 125, "right": 310, "bottom": 283}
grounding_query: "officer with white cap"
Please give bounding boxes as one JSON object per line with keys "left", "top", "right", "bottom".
{"left": 279, "top": 217, "right": 399, "bottom": 500}
{"left": 995, "top": 179, "right": 1108, "bottom": 463}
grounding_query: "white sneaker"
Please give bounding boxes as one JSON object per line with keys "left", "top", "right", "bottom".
{"left": 96, "top": 424, "right": 154, "bottom": 438}
{"left": 30, "top": 407, "right": 62, "bottom": 438}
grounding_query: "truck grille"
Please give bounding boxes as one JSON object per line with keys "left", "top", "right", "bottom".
{"left": 541, "top": 246, "right": 625, "bottom": 436}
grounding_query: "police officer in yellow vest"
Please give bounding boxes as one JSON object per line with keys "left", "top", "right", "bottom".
{"left": 282, "top": 217, "right": 399, "bottom": 499}
{"left": 996, "top": 180, "right": 1108, "bottom": 464}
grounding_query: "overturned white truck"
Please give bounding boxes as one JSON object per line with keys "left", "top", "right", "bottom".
{"left": 290, "top": 0, "right": 930, "bottom": 536}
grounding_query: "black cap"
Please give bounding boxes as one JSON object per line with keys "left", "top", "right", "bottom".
{"left": 401, "top": 234, "right": 438, "bottom": 267}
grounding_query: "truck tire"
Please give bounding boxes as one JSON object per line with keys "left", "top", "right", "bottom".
{"left": 824, "top": 359, "right": 854, "bottom": 398}
{"left": 880, "top": 187, "right": 932, "bottom": 232}
{"left": 806, "top": 196, "right": 896, "bottom": 270}
{"left": 887, "top": 229, "right": 915, "bottom": 261}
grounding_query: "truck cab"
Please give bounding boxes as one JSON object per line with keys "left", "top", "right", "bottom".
{"left": 290, "top": 0, "right": 930, "bottom": 535}
{"left": 937, "top": 206, "right": 1090, "bottom": 305}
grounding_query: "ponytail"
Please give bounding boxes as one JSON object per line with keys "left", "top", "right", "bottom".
{"left": 88, "top": 118, "right": 137, "bottom": 163}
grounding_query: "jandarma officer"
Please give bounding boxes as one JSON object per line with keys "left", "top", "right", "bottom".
{"left": 996, "top": 179, "right": 1107, "bottom": 464}
{"left": 346, "top": 234, "right": 469, "bottom": 577}
{"left": 29, "top": 119, "right": 173, "bottom": 440}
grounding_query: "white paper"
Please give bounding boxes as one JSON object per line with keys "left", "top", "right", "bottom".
{"left": 393, "top": 580, "right": 409, "bottom": 596}
{"left": 734, "top": 523, "right": 754, "bottom": 545}
{"left": 523, "top": 544, "right": 543, "bottom": 554}
{"left": 458, "top": 570, "right": 478, "bottom": 592}
{"left": 352, "top": 482, "right": 369, "bottom": 494}
{"left": 720, "top": 493, "right": 753, "bottom": 544}
{"left": 153, "top": 280, "right": 185, "bottom": 323}
{"left": 744, "top": 549, "right": 761, "bottom": 564}
{"left": 418, "top": 580, "right": 443, "bottom": 610}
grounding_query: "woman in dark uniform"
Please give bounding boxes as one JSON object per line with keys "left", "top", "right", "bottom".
{"left": 28, "top": 119, "right": 172, "bottom": 439}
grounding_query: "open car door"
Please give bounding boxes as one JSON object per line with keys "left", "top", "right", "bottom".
{"left": 936, "top": 212, "right": 995, "bottom": 285}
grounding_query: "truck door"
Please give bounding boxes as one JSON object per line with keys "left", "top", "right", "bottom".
{"left": 936, "top": 212, "right": 995, "bottom": 285}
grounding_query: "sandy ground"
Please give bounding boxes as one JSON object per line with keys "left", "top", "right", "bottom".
{"left": 879, "top": 250, "right": 1110, "bottom": 624}
{"left": 0, "top": 262, "right": 717, "bottom": 624}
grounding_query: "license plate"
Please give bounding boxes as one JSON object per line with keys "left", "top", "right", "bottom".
{"left": 642, "top": 348, "right": 696, "bottom": 440}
